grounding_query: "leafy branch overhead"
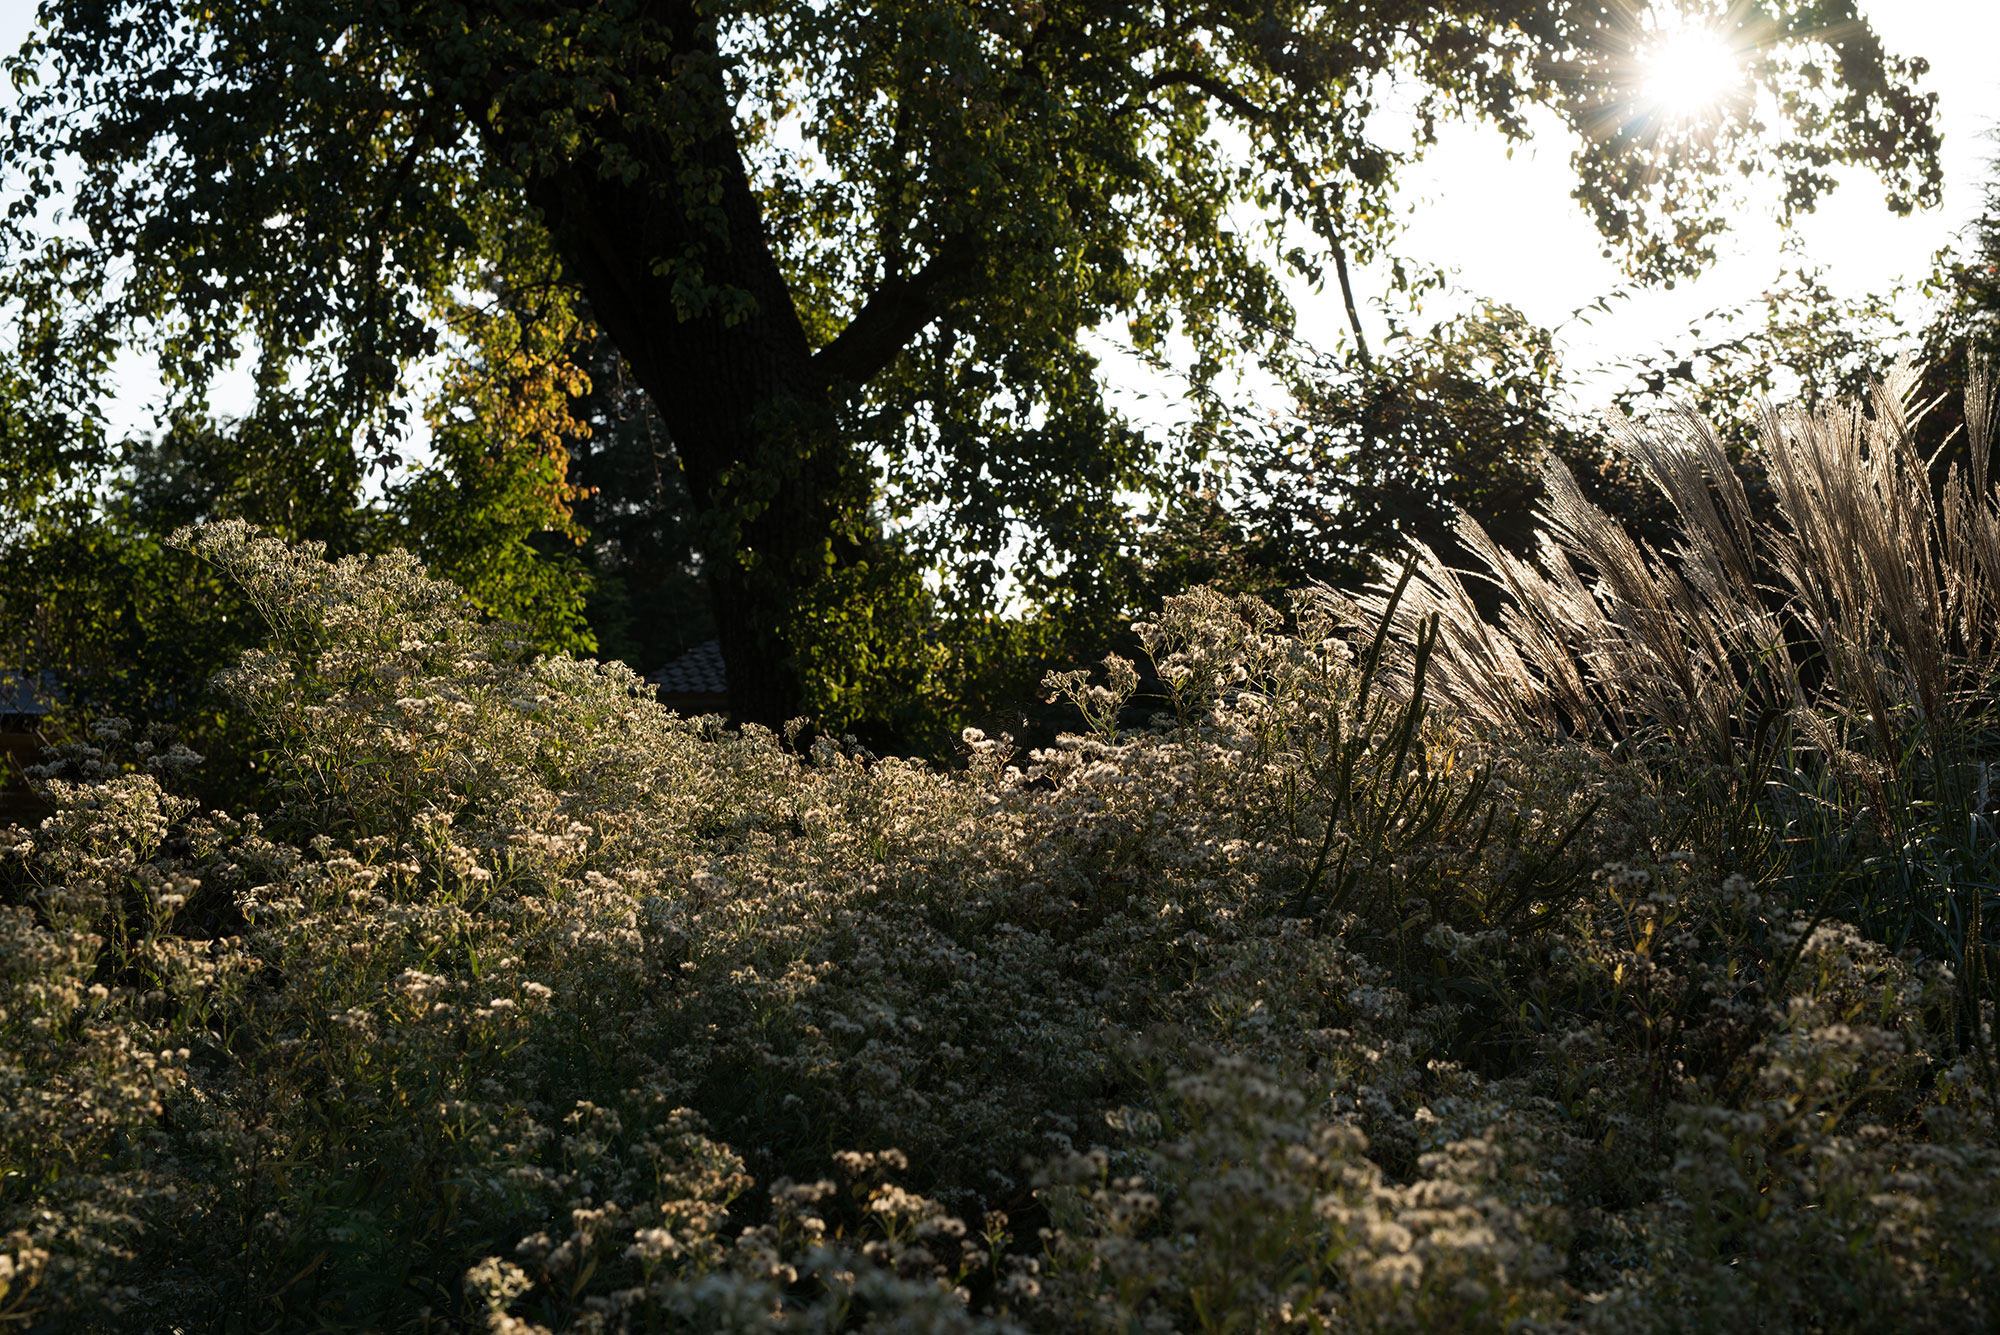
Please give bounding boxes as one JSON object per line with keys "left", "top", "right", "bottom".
{"left": 0, "top": 0, "right": 1944, "bottom": 727}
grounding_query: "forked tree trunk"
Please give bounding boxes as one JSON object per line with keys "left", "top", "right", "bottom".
{"left": 441, "top": 3, "right": 976, "bottom": 727}
{"left": 546, "top": 187, "right": 852, "bottom": 724}
{"left": 530, "top": 156, "right": 854, "bottom": 727}
{"left": 454, "top": 13, "right": 866, "bottom": 727}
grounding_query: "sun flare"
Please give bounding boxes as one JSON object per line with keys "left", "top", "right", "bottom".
{"left": 1642, "top": 27, "right": 1741, "bottom": 119}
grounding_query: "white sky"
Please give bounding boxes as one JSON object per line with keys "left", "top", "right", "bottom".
{"left": 1089, "top": 0, "right": 2000, "bottom": 437}
{"left": 1309, "top": 0, "right": 1999, "bottom": 410}
{"left": 0, "top": 0, "right": 1993, "bottom": 438}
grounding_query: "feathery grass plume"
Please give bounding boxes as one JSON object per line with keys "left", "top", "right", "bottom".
{"left": 1322, "top": 362, "right": 2000, "bottom": 759}
{"left": 1310, "top": 396, "right": 1799, "bottom": 763}
{"left": 1314, "top": 362, "right": 2000, "bottom": 966}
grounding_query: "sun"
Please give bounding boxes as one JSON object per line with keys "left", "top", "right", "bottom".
{"left": 1641, "top": 27, "right": 1741, "bottom": 119}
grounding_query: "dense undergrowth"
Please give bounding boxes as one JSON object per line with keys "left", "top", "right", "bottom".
{"left": 6, "top": 375, "right": 2000, "bottom": 1331}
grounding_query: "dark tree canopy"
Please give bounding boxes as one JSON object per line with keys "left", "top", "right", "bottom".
{"left": 0, "top": 0, "right": 1942, "bottom": 726}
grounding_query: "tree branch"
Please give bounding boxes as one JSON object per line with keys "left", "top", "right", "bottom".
{"left": 1145, "top": 69, "right": 1271, "bottom": 123}
{"left": 1331, "top": 236, "right": 1371, "bottom": 369}
{"left": 811, "top": 233, "right": 982, "bottom": 389}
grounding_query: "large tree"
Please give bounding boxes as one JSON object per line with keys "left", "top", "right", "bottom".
{"left": 1, "top": 0, "right": 1940, "bottom": 724}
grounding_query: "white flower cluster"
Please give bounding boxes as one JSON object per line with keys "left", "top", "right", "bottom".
{"left": 1, "top": 522, "right": 1996, "bottom": 1331}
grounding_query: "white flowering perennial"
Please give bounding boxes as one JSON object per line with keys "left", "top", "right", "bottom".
{"left": 0, "top": 518, "right": 1996, "bottom": 1331}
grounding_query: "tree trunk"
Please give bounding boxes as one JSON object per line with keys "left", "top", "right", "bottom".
{"left": 554, "top": 191, "right": 848, "bottom": 726}
{"left": 453, "top": 8, "right": 867, "bottom": 728}
{"left": 535, "top": 160, "right": 850, "bottom": 728}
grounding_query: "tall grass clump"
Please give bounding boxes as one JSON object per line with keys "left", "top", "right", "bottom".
{"left": 3, "top": 400, "right": 2000, "bottom": 1334}
{"left": 1323, "top": 365, "right": 2000, "bottom": 993}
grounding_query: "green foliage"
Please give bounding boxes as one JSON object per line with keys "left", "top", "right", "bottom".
{"left": 394, "top": 271, "right": 599, "bottom": 657}
{"left": 1936, "top": 181, "right": 2000, "bottom": 363}
{"left": 1185, "top": 305, "right": 1638, "bottom": 592}
{"left": 0, "top": 316, "right": 607, "bottom": 799}
{"left": 0, "top": 405, "right": 368, "bottom": 803}
{"left": 0, "top": 506, "right": 247, "bottom": 753}
{"left": 0, "top": 0, "right": 1946, "bottom": 724}
{"left": 5, "top": 490, "right": 2000, "bottom": 1329}
{"left": 1604, "top": 259, "right": 1915, "bottom": 454}
{"left": 1910, "top": 164, "right": 2000, "bottom": 471}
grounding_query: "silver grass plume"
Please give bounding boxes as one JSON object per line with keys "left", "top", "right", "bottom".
{"left": 1309, "top": 362, "right": 2000, "bottom": 784}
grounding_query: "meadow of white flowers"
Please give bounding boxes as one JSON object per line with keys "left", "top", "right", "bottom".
{"left": 7, "top": 378, "right": 2000, "bottom": 1331}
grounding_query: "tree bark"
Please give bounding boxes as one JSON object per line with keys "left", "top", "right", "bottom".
{"left": 450, "top": 4, "right": 872, "bottom": 728}
{"left": 526, "top": 158, "right": 846, "bottom": 728}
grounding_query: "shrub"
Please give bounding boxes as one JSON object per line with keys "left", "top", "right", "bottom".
{"left": 0, "top": 448, "right": 1996, "bottom": 1331}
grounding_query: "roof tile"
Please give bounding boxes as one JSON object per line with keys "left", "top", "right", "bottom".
{"left": 646, "top": 639, "right": 728, "bottom": 696}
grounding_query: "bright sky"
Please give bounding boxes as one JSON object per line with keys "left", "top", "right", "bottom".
{"left": 1309, "top": 0, "right": 2000, "bottom": 411}
{"left": 0, "top": 1, "right": 1993, "bottom": 437}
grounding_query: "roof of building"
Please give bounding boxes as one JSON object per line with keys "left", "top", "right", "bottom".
{"left": 646, "top": 639, "right": 728, "bottom": 697}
